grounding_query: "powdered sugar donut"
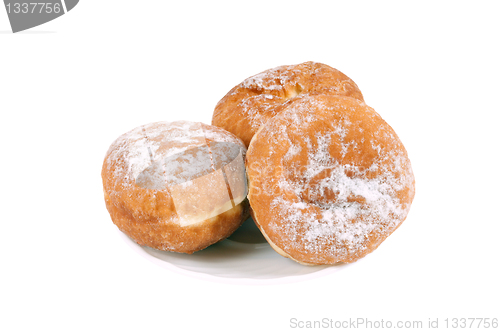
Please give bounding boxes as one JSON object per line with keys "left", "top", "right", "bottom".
{"left": 102, "top": 121, "right": 249, "bottom": 254}
{"left": 246, "top": 95, "right": 415, "bottom": 265}
{"left": 212, "top": 61, "right": 364, "bottom": 147}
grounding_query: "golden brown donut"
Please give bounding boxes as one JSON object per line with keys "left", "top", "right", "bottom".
{"left": 246, "top": 95, "right": 415, "bottom": 265}
{"left": 102, "top": 121, "right": 249, "bottom": 254}
{"left": 212, "top": 61, "right": 364, "bottom": 147}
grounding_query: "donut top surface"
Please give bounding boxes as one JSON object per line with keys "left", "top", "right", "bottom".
{"left": 105, "top": 121, "right": 243, "bottom": 181}
{"left": 102, "top": 121, "right": 247, "bottom": 227}
{"left": 213, "top": 61, "right": 364, "bottom": 147}
{"left": 246, "top": 95, "right": 415, "bottom": 264}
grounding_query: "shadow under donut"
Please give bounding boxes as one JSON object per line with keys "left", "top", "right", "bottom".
{"left": 122, "top": 217, "right": 346, "bottom": 280}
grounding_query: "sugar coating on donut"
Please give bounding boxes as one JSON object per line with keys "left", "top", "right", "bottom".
{"left": 213, "top": 61, "right": 364, "bottom": 147}
{"left": 105, "top": 121, "right": 244, "bottom": 191}
{"left": 102, "top": 121, "right": 249, "bottom": 253}
{"left": 246, "top": 95, "right": 415, "bottom": 264}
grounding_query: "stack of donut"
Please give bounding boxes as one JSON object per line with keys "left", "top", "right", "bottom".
{"left": 102, "top": 61, "right": 415, "bottom": 265}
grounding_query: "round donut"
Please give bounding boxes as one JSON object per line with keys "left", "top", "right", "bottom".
{"left": 102, "top": 121, "right": 249, "bottom": 254}
{"left": 246, "top": 95, "right": 415, "bottom": 265}
{"left": 212, "top": 61, "right": 364, "bottom": 147}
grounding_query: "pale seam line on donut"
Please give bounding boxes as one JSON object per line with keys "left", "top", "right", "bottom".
{"left": 246, "top": 123, "right": 314, "bottom": 264}
{"left": 248, "top": 117, "right": 321, "bottom": 265}
{"left": 140, "top": 124, "right": 178, "bottom": 217}
{"left": 248, "top": 124, "right": 323, "bottom": 266}
{"left": 202, "top": 126, "right": 236, "bottom": 209}
{"left": 262, "top": 99, "right": 410, "bottom": 262}
{"left": 257, "top": 214, "right": 319, "bottom": 266}
{"left": 247, "top": 107, "right": 299, "bottom": 261}
{"left": 248, "top": 104, "right": 377, "bottom": 265}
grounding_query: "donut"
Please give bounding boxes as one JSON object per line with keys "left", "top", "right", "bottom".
{"left": 246, "top": 95, "right": 415, "bottom": 265}
{"left": 212, "top": 61, "right": 364, "bottom": 147}
{"left": 102, "top": 121, "right": 249, "bottom": 254}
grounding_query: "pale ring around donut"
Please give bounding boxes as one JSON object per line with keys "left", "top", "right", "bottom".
{"left": 102, "top": 121, "right": 249, "bottom": 254}
{"left": 246, "top": 95, "right": 415, "bottom": 265}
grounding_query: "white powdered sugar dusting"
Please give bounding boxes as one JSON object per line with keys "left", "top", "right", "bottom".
{"left": 252, "top": 96, "right": 415, "bottom": 260}
{"left": 228, "top": 65, "right": 304, "bottom": 131}
{"left": 105, "top": 121, "right": 246, "bottom": 192}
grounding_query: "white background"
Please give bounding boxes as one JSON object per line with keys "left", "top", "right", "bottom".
{"left": 1, "top": 1, "right": 499, "bottom": 331}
